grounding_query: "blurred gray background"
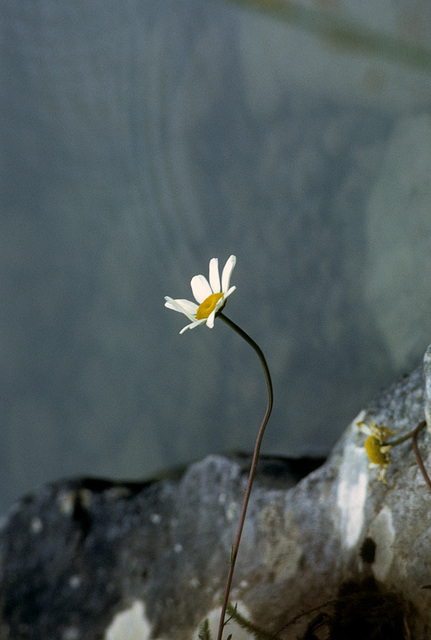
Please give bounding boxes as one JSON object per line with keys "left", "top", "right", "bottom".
{"left": 2, "top": 0, "right": 431, "bottom": 515}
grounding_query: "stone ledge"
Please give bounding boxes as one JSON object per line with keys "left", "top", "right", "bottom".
{"left": 1, "top": 349, "right": 431, "bottom": 639}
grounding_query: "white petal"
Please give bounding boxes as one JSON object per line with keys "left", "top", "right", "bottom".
{"left": 206, "top": 309, "right": 216, "bottom": 328}
{"left": 164, "top": 297, "right": 198, "bottom": 320}
{"left": 208, "top": 258, "right": 220, "bottom": 293}
{"left": 206, "top": 293, "right": 226, "bottom": 328}
{"left": 164, "top": 296, "right": 184, "bottom": 312}
{"left": 224, "top": 286, "right": 236, "bottom": 300}
{"left": 179, "top": 319, "right": 206, "bottom": 334}
{"left": 173, "top": 298, "right": 199, "bottom": 315}
{"left": 191, "top": 274, "right": 212, "bottom": 303}
{"left": 221, "top": 255, "right": 236, "bottom": 293}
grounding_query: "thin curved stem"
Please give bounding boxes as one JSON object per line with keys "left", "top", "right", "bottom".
{"left": 216, "top": 312, "right": 273, "bottom": 640}
{"left": 387, "top": 426, "right": 422, "bottom": 447}
{"left": 411, "top": 421, "right": 431, "bottom": 494}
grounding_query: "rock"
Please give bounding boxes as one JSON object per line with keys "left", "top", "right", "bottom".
{"left": 364, "top": 113, "right": 431, "bottom": 370}
{"left": 239, "top": 1, "right": 431, "bottom": 115}
{"left": 0, "top": 457, "right": 322, "bottom": 640}
{"left": 423, "top": 344, "right": 431, "bottom": 433}
{"left": 1, "top": 348, "right": 431, "bottom": 639}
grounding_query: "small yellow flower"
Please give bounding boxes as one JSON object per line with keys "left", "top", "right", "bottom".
{"left": 357, "top": 421, "right": 397, "bottom": 483}
{"left": 164, "top": 256, "right": 236, "bottom": 334}
{"left": 364, "top": 435, "right": 388, "bottom": 465}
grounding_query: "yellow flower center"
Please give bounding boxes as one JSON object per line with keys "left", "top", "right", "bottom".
{"left": 196, "top": 292, "right": 224, "bottom": 320}
{"left": 365, "top": 435, "right": 387, "bottom": 466}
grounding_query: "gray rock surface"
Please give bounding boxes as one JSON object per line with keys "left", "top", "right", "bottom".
{"left": 0, "top": 456, "right": 318, "bottom": 640}
{"left": 2, "top": 347, "right": 431, "bottom": 639}
{"left": 364, "top": 113, "right": 431, "bottom": 369}
{"left": 240, "top": 0, "right": 431, "bottom": 115}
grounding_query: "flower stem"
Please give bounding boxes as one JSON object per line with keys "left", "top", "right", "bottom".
{"left": 387, "top": 426, "right": 423, "bottom": 447}
{"left": 216, "top": 312, "right": 273, "bottom": 640}
{"left": 411, "top": 421, "right": 431, "bottom": 493}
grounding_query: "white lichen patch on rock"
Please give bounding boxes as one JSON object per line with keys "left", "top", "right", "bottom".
{"left": 367, "top": 506, "right": 395, "bottom": 581}
{"left": 57, "top": 488, "right": 92, "bottom": 516}
{"left": 192, "top": 603, "right": 253, "bottom": 640}
{"left": 258, "top": 503, "right": 302, "bottom": 582}
{"left": 105, "top": 600, "right": 151, "bottom": 640}
{"left": 336, "top": 441, "right": 368, "bottom": 548}
{"left": 30, "top": 517, "right": 43, "bottom": 534}
{"left": 62, "top": 626, "right": 80, "bottom": 640}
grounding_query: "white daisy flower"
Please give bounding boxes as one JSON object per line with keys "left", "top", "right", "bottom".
{"left": 164, "top": 255, "right": 236, "bottom": 333}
